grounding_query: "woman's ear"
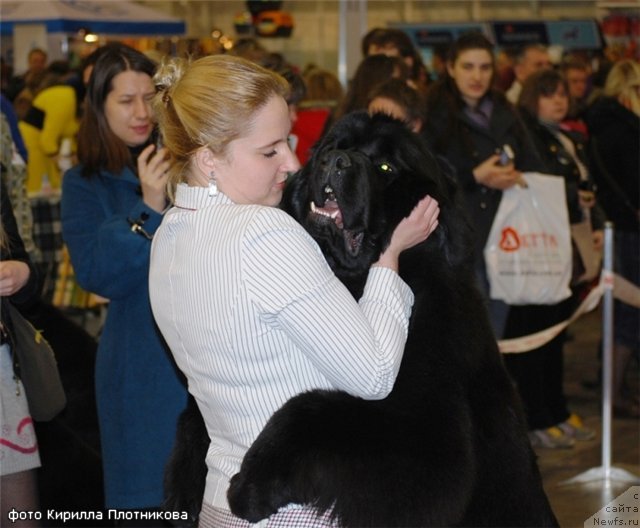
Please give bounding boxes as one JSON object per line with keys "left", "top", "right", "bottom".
{"left": 446, "top": 61, "right": 455, "bottom": 78}
{"left": 192, "top": 147, "right": 217, "bottom": 186}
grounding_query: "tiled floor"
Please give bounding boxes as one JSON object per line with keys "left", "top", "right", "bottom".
{"left": 535, "top": 306, "right": 639, "bottom": 527}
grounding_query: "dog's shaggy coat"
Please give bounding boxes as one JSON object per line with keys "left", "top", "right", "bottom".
{"left": 166, "top": 112, "right": 558, "bottom": 527}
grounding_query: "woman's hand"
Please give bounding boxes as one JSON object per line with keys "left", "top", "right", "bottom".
{"left": 473, "top": 154, "right": 525, "bottom": 190}
{"left": 137, "top": 144, "right": 172, "bottom": 213}
{"left": 578, "top": 189, "right": 596, "bottom": 209}
{"left": 592, "top": 229, "right": 604, "bottom": 253}
{"left": 0, "top": 260, "right": 30, "bottom": 297}
{"left": 374, "top": 195, "right": 440, "bottom": 272}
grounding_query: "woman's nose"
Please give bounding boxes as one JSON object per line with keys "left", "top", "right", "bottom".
{"left": 135, "top": 98, "right": 151, "bottom": 119}
{"left": 285, "top": 145, "right": 301, "bottom": 173}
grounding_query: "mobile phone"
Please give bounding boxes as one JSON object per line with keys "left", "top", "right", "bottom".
{"left": 149, "top": 127, "right": 163, "bottom": 151}
{"left": 497, "top": 144, "right": 514, "bottom": 166}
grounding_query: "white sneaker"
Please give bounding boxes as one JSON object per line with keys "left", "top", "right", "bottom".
{"left": 528, "top": 427, "right": 575, "bottom": 449}
{"left": 557, "top": 413, "right": 596, "bottom": 441}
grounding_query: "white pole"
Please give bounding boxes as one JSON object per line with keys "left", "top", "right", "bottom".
{"left": 560, "top": 221, "right": 638, "bottom": 486}
{"left": 338, "top": 0, "right": 367, "bottom": 89}
{"left": 338, "top": 0, "right": 347, "bottom": 88}
{"left": 601, "top": 221, "right": 614, "bottom": 484}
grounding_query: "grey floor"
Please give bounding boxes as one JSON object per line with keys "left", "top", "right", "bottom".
{"left": 536, "top": 306, "right": 639, "bottom": 527}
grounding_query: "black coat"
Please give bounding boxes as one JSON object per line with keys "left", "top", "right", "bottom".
{"left": 423, "top": 91, "right": 545, "bottom": 337}
{"left": 585, "top": 96, "right": 639, "bottom": 233}
{"left": 422, "top": 91, "right": 544, "bottom": 267}
{"left": 0, "top": 172, "right": 41, "bottom": 328}
{"left": 519, "top": 111, "right": 605, "bottom": 228}
{"left": 0, "top": 175, "right": 40, "bottom": 304}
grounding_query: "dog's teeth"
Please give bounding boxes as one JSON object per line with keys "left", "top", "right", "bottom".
{"left": 310, "top": 202, "right": 317, "bottom": 213}
{"left": 330, "top": 210, "right": 339, "bottom": 219}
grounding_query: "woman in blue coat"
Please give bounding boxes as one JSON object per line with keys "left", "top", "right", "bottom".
{"left": 61, "top": 44, "right": 187, "bottom": 512}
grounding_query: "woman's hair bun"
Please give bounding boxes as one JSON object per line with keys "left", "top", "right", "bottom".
{"left": 154, "top": 57, "right": 188, "bottom": 107}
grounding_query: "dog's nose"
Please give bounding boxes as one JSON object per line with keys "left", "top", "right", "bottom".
{"left": 324, "top": 151, "right": 352, "bottom": 172}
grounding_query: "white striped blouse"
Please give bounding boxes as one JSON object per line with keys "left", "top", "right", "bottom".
{"left": 149, "top": 184, "right": 414, "bottom": 511}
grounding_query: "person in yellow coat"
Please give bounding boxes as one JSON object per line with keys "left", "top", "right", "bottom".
{"left": 18, "top": 64, "right": 79, "bottom": 195}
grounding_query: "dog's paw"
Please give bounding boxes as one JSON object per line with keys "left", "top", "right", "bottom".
{"left": 227, "top": 471, "right": 288, "bottom": 523}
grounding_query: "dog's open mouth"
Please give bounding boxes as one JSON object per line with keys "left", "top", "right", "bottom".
{"left": 309, "top": 184, "right": 365, "bottom": 257}
{"left": 310, "top": 185, "right": 343, "bottom": 227}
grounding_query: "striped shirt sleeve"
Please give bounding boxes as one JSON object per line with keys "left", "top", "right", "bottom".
{"left": 243, "top": 208, "right": 414, "bottom": 400}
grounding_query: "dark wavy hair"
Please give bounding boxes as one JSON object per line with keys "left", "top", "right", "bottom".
{"left": 425, "top": 32, "right": 504, "bottom": 152}
{"left": 333, "top": 54, "right": 408, "bottom": 123}
{"left": 361, "top": 27, "right": 426, "bottom": 82}
{"left": 517, "top": 69, "right": 568, "bottom": 118}
{"left": 78, "top": 44, "right": 156, "bottom": 178}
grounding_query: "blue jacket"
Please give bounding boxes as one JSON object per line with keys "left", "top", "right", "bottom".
{"left": 61, "top": 164, "right": 187, "bottom": 509}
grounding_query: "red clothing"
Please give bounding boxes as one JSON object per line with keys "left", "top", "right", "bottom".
{"left": 292, "top": 107, "right": 331, "bottom": 164}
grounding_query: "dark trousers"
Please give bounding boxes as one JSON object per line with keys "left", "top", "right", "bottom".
{"left": 502, "top": 302, "right": 573, "bottom": 430}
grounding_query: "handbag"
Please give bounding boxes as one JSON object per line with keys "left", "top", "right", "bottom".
{"left": 5, "top": 302, "right": 66, "bottom": 421}
{"left": 483, "top": 172, "right": 572, "bottom": 305}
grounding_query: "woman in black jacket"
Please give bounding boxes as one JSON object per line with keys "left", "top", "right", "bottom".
{"left": 0, "top": 174, "right": 42, "bottom": 526}
{"left": 512, "top": 69, "right": 607, "bottom": 446}
{"left": 422, "top": 33, "right": 544, "bottom": 338}
{"left": 423, "top": 33, "right": 595, "bottom": 449}
{"left": 518, "top": 69, "right": 605, "bottom": 273}
{"left": 585, "top": 59, "right": 640, "bottom": 419}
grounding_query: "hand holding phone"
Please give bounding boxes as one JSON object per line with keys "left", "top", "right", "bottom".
{"left": 496, "top": 144, "right": 514, "bottom": 166}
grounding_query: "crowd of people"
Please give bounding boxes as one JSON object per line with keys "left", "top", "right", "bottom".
{"left": 0, "top": 26, "right": 638, "bottom": 527}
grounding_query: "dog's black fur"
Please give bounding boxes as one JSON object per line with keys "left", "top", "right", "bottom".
{"left": 166, "top": 112, "right": 558, "bottom": 527}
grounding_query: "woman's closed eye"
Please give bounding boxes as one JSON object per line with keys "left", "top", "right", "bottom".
{"left": 263, "top": 150, "right": 278, "bottom": 159}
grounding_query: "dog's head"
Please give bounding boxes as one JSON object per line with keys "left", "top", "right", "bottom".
{"left": 283, "top": 111, "right": 473, "bottom": 295}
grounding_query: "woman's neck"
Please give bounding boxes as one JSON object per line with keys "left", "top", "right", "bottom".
{"left": 462, "top": 95, "right": 479, "bottom": 108}
{"left": 539, "top": 117, "right": 561, "bottom": 129}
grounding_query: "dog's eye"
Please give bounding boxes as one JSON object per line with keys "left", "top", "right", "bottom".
{"left": 378, "top": 163, "right": 394, "bottom": 173}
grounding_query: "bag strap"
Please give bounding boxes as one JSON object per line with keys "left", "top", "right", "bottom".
{"left": 1, "top": 301, "right": 26, "bottom": 398}
{"left": 2, "top": 301, "right": 23, "bottom": 380}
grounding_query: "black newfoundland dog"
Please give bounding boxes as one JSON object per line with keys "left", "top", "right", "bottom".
{"left": 165, "top": 112, "right": 558, "bottom": 527}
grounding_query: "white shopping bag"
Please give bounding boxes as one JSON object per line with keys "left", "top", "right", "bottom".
{"left": 484, "top": 172, "right": 572, "bottom": 305}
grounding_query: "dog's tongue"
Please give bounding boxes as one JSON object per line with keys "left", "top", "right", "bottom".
{"left": 315, "top": 200, "right": 344, "bottom": 228}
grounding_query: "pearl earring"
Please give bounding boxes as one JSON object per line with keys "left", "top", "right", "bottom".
{"left": 208, "top": 171, "right": 218, "bottom": 197}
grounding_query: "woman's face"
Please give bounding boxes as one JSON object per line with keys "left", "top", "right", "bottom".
{"left": 537, "top": 83, "right": 569, "bottom": 123}
{"left": 215, "top": 95, "right": 301, "bottom": 207}
{"left": 447, "top": 48, "right": 493, "bottom": 107}
{"left": 104, "top": 70, "right": 155, "bottom": 147}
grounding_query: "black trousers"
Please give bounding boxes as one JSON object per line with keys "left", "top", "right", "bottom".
{"left": 502, "top": 301, "right": 573, "bottom": 430}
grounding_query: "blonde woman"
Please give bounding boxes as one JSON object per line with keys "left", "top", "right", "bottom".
{"left": 148, "top": 55, "right": 439, "bottom": 526}
{"left": 585, "top": 59, "right": 640, "bottom": 419}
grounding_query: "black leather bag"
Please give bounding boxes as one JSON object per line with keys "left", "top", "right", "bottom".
{"left": 6, "top": 302, "right": 66, "bottom": 421}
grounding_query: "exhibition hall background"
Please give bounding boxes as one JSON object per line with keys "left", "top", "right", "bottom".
{"left": 1, "top": 0, "right": 639, "bottom": 85}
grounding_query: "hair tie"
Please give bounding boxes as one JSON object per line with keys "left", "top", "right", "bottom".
{"left": 161, "top": 89, "right": 171, "bottom": 107}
